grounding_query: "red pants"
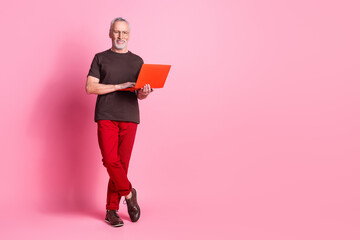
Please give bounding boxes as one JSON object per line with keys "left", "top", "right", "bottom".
{"left": 97, "top": 120, "right": 138, "bottom": 210}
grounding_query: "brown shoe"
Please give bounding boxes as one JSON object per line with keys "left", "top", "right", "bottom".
{"left": 105, "top": 210, "right": 124, "bottom": 227}
{"left": 125, "top": 188, "right": 141, "bottom": 222}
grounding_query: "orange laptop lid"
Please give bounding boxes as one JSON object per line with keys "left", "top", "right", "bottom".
{"left": 119, "top": 64, "right": 171, "bottom": 91}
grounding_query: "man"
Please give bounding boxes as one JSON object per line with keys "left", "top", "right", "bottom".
{"left": 86, "top": 17, "right": 152, "bottom": 227}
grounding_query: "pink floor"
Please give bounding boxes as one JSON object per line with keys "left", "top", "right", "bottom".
{"left": 2, "top": 197, "right": 360, "bottom": 240}
{"left": 2, "top": 178, "right": 360, "bottom": 240}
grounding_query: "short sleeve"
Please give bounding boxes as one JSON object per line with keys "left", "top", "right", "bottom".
{"left": 87, "top": 55, "right": 101, "bottom": 79}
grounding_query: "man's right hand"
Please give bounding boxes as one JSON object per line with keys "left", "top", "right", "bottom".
{"left": 115, "top": 82, "right": 136, "bottom": 90}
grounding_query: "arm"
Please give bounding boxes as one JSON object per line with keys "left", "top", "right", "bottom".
{"left": 137, "top": 84, "right": 154, "bottom": 100}
{"left": 85, "top": 75, "right": 135, "bottom": 95}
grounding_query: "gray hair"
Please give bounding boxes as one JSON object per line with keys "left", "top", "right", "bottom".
{"left": 110, "top": 17, "right": 130, "bottom": 31}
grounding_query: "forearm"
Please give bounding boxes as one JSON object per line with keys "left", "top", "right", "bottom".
{"left": 86, "top": 82, "right": 127, "bottom": 95}
{"left": 86, "top": 82, "right": 116, "bottom": 95}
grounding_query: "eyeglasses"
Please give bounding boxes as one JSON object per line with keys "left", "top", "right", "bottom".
{"left": 112, "top": 31, "right": 129, "bottom": 36}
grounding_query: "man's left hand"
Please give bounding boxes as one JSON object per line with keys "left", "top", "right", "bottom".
{"left": 137, "top": 84, "right": 153, "bottom": 99}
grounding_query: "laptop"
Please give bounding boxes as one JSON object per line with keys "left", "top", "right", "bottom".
{"left": 119, "top": 64, "right": 171, "bottom": 91}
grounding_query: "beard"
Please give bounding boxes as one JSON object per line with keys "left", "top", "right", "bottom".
{"left": 113, "top": 39, "right": 127, "bottom": 50}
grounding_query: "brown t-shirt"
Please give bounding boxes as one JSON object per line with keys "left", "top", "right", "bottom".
{"left": 88, "top": 49, "right": 144, "bottom": 123}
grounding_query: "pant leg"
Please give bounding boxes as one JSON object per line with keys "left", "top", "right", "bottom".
{"left": 97, "top": 120, "right": 138, "bottom": 210}
{"left": 118, "top": 121, "right": 138, "bottom": 175}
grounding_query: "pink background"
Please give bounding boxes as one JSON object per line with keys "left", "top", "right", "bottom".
{"left": 1, "top": 0, "right": 359, "bottom": 239}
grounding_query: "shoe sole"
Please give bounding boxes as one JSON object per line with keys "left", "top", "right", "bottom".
{"left": 105, "top": 219, "right": 124, "bottom": 227}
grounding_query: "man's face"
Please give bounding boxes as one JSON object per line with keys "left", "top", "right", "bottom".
{"left": 109, "top": 21, "right": 130, "bottom": 50}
